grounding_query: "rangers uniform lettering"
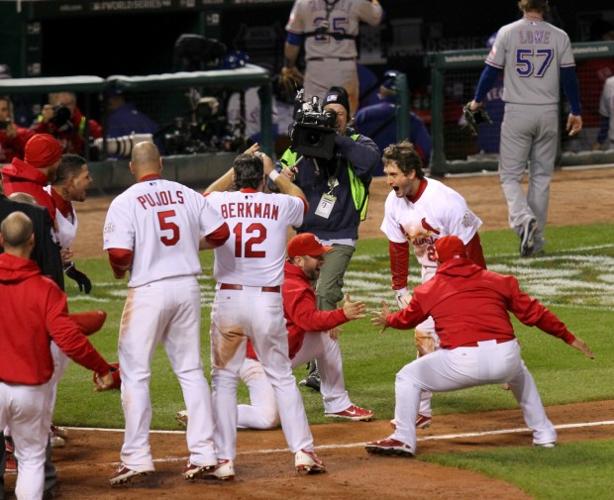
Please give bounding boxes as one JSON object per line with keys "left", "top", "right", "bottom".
{"left": 220, "top": 202, "right": 280, "bottom": 221}
{"left": 518, "top": 30, "right": 551, "bottom": 44}
{"left": 136, "top": 190, "right": 185, "bottom": 210}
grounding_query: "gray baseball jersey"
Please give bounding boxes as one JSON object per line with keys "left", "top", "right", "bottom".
{"left": 286, "top": 0, "right": 382, "bottom": 59}
{"left": 599, "top": 76, "right": 614, "bottom": 142}
{"left": 486, "top": 19, "right": 575, "bottom": 105}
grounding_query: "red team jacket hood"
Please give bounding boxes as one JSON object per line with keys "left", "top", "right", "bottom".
{"left": 0, "top": 252, "right": 41, "bottom": 283}
{"left": 435, "top": 257, "right": 483, "bottom": 279}
{"left": 1, "top": 158, "right": 57, "bottom": 220}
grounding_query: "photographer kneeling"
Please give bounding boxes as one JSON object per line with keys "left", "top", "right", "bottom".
{"left": 280, "top": 86, "right": 380, "bottom": 390}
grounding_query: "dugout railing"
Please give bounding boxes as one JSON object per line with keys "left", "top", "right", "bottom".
{"left": 427, "top": 40, "right": 614, "bottom": 176}
{"left": 0, "top": 64, "right": 272, "bottom": 191}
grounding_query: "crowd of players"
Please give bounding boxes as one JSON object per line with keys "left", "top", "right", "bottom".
{"left": 0, "top": 0, "right": 605, "bottom": 497}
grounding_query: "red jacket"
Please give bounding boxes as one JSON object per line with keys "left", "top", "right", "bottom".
{"left": 1, "top": 158, "right": 57, "bottom": 220}
{"left": 0, "top": 253, "right": 111, "bottom": 385}
{"left": 0, "top": 126, "right": 35, "bottom": 163}
{"left": 386, "top": 257, "right": 576, "bottom": 349}
{"left": 247, "top": 261, "right": 348, "bottom": 360}
{"left": 32, "top": 108, "right": 102, "bottom": 155}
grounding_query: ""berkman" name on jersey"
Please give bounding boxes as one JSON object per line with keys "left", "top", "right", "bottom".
{"left": 136, "top": 190, "right": 185, "bottom": 209}
{"left": 220, "top": 202, "right": 279, "bottom": 220}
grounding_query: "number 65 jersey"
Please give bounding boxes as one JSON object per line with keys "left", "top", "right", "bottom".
{"left": 103, "top": 177, "right": 225, "bottom": 287}
{"left": 205, "top": 189, "right": 305, "bottom": 287}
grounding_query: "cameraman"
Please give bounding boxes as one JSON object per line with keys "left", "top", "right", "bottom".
{"left": 280, "top": 86, "right": 379, "bottom": 389}
{"left": 0, "top": 96, "right": 34, "bottom": 163}
{"left": 32, "top": 91, "right": 102, "bottom": 156}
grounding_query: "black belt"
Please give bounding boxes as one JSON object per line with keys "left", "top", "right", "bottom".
{"left": 219, "top": 283, "right": 280, "bottom": 293}
{"left": 307, "top": 57, "right": 356, "bottom": 62}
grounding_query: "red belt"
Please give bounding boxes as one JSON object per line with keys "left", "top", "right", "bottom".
{"left": 219, "top": 283, "right": 280, "bottom": 293}
{"left": 459, "top": 337, "right": 515, "bottom": 348}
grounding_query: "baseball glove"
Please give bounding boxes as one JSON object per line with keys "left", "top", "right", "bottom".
{"left": 279, "top": 66, "right": 304, "bottom": 97}
{"left": 462, "top": 102, "right": 492, "bottom": 135}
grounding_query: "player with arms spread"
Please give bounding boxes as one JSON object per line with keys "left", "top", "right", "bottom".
{"left": 380, "top": 141, "right": 486, "bottom": 428}
{"left": 204, "top": 145, "right": 325, "bottom": 479}
{"left": 103, "top": 142, "right": 230, "bottom": 486}
{"left": 467, "top": 0, "right": 582, "bottom": 257}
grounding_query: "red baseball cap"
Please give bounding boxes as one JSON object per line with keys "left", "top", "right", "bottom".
{"left": 24, "top": 133, "right": 63, "bottom": 169}
{"left": 434, "top": 235, "right": 467, "bottom": 263}
{"left": 288, "top": 233, "right": 332, "bottom": 258}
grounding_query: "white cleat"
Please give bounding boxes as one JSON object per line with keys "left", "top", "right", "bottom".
{"left": 295, "top": 449, "right": 326, "bottom": 474}
{"left": 207, "top": 459, "right": 235, "bottom": 481}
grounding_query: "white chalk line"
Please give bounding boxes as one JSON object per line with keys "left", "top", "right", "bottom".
{"left": 64, "top": 419, "right": 614, "bottom": 466}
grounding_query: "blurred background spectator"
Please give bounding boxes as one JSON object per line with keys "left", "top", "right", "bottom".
{"left": 0, "top": 95, "right": 34, "bottom": 163}
{"left": 31, "top": 91, "right": 102, "bottom": 155}
{"left": 354, "top": 70, "right": 432, "bottom": 174}
{"left": 104, "top": 87, "right": 159, "bottom": 139}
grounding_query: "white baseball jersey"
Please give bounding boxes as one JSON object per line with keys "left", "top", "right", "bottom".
{"left": 286, "top": 0, "right": 383, "bottom": 60}
{"left": 381, "top": 178, "right": 482, "bottom": 273}
{"left": 44, "top": 185, "right": 78, "bottom": 249}
{"left": 486, "top": 18, "right": 575, "bottom": 105}
{"left": 599, "top": 75, "right": 614, "bottom": 142}
{"left": 103, "top": 177, "right": 224, "bottom": 287}
{"left": 206, "top": 190, "right": 304, "bottom": 286}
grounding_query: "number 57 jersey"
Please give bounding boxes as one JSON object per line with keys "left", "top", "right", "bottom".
{"left": 103, "top": 177, "right": 225, "bottom": 287}
{"left": 205, "top": 189, "right": 305, "bottom": 287}
{"left": 486, "top": 18, "right": 575, "bottom": 105}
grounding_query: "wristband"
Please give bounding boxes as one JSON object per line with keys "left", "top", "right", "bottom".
{"left": 268, "top": 170, "right": 281, "bottom": 182}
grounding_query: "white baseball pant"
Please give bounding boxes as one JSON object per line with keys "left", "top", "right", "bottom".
{"left": 304, "top": 59, "right": 359, "bottom": 114}
{"left": 391, "top": 339, "right": 557, "bottom": 453}
{"left": 0, "top": 381, "right": 51, "bottom": 500}
{"left": 210, "top": 285, "right": 314, "bottom": 460}
{"left": 118, "top": 275, "right": 216, "bottom": 471}
{"left": 238, "top": 330, "right": 352, "bottom": 429}
{"left": 47, "top": 344, "right": 70, "bottom": 429}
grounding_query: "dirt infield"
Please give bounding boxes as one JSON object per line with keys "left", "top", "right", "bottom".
{"left": 12, "top": 165, "right": 609, "bottom": 499}
{"left": 4, "top": 400, "right": 614, "bottom": 499}
{"left": 72, "top": 166, "right": 614, "bottom": 259}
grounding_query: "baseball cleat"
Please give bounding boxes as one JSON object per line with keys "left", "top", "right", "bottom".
{"left": 389, "top": 414, "right": 432, "bottom": 430}
{"left": 183, "top": 460, "right": 217, "bottom": 480}
{"left": 109, "top": 464, "right": 154, "bottom": 486}
{"left": 295, "top": 449, "right": 326, "bottom": 474}
{"left": 299, "top": 372, "right": 321, "bottom": 392}
{"left": 50, "top": 425, "right": 69, "bottom": 440}
{"left": 175, "top": 410, "right": 188, "bottom": 427}
{"left": 365, "top": 437, "right": 414, "bottom": 457}
{"left": 50, "top": 435, "right": 66, "bottom": 448}
{"left": 415, "top": 414, "right": 432, "bottom": 429}
{"left": 325, "top": 404, "right": 374, "bottom": 422}
{"left": 4, "top": 438, "right": 17, "bottom": 474}
{"left": 206, "top": 459, "right": 235, "bottom": 481}
{"left": 533, "top": 441, "right": 557, "bottom": 448}
{"left": 519, "top": 218, "right": 537, "bottom": 257}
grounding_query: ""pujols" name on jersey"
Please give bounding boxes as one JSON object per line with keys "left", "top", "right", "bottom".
{"left": 136, "top": 190, "right": 185, "bottom": 209}
{"left": 219, "top": 202, "right": 279, "bottom": 220}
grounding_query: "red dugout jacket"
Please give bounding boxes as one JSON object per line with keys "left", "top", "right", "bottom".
{"left": 386, "top": 257, "right": 576, "bottom": 349}
{"left": 247, "top": 261, "right": 348, "bottom": 360}
{"left": 0, "top": 253, "right": 111, "bottom": 385}
{"left": 1, "top": 158, "right": 56, "bottom": 220}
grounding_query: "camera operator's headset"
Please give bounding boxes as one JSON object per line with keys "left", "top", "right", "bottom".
{"left": 279, "top": 133, "right": 370, "bottom": 222}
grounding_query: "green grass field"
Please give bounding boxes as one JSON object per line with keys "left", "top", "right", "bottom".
{"left": 57, "top": 222, "right": 614, "bottom": 497}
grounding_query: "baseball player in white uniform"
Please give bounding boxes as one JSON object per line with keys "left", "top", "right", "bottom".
{"left": 468, "top": 0, "right": 583, "bottom": 257}
{"left": 380, "top": 142, "right": 486, "bottom": 427}
{"left": 283, "top": 0, "right": 383, "bottom": 114}
{"left": 103, "top": 142, "right": 230, "bottom": 486}
{"left": 597, "top": 75, "right": 614, "bottom": 148}
{"left": 204, "top": 146, "right": 325, "bottom": 479}
{"left": 44, "top": 154, "right": 94, "bottom": 447}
